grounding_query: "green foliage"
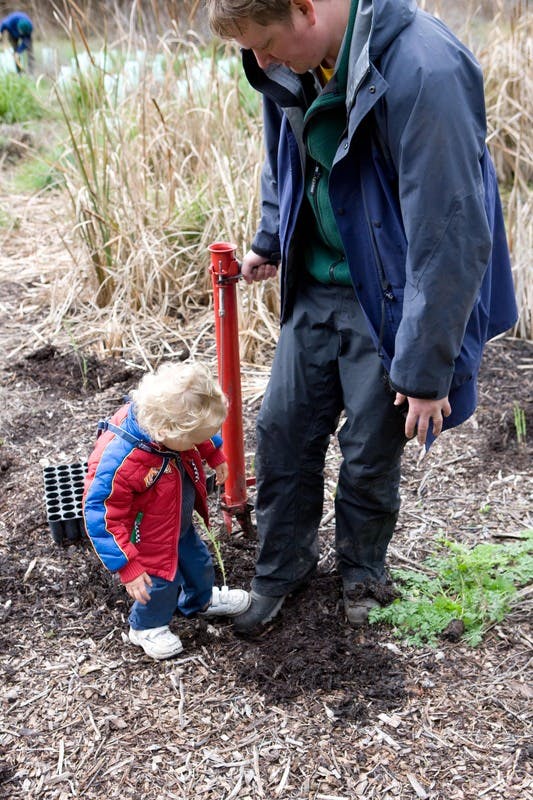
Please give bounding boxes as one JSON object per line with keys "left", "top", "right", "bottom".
{"left": 0, "top": 73, "right": 47, "bottom": 123}
{"left": 369, "top": 531, "right": 533, "bottom": 647}
{"left": 10, "top": 151, "right": 66, "bottom": 193}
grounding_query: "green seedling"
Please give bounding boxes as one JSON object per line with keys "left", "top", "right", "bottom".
{"left": 195, "top": 512, "right": 227, "bottom": 587}
{"left": 64, "top": 322, "right": 89, "bottom": 390}
{"left": 369, "top": 530, "right": 533, "bottom": 647}
{"left": 513, "top": 403, "right": 527, "bottom": 446}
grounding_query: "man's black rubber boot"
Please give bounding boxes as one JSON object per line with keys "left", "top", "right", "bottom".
{"left": 343, "top": 578, "right": 399, "bottom": 626}
{"left": 232, "top": 590, "right": 286, "bottom": 635}
{"left": 343, "top": 591, "right": 381, "bottom": 626}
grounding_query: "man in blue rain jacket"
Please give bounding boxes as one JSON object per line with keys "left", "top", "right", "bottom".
{"left": 206, "top": 0, "right": 518, "bottom": 632}
{"left": 1, "top": 11, "right": 33, "bottom": 72}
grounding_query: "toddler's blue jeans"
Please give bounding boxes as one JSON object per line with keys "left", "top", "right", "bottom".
{"left": 128, "top": 524, "right": 214, "bottom": 630}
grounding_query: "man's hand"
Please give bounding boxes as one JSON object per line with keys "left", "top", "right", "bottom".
{"left": 395, "top": 393, "right": 452, "bottom": 445}
{"left": 241, "top": 249, "right": 279, "bottom": 284}
{"left": 125, "top": 572, "right": 152, "bottom": 605}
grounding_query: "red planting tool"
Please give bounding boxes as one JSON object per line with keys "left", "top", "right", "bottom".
{"left": 208, "top": 242, "right": 256, "bottom": 535}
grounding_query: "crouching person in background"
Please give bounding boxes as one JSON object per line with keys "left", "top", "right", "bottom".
{"left": 0, "top": 11, "right": 34, "bottom": 73}
{"left": 83, "top": 361, "right": 250, "bottom": 660}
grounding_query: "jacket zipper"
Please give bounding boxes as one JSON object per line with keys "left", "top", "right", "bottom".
{"left": 309, "top": 162, "right": 331, "bottom": 245}
{"left": 310, "top": 163, "right": 322, "bottom": 196}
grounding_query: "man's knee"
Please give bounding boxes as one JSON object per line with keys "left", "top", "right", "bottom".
{"left": 338, "top": 465, "right": 402, "bottom": 513}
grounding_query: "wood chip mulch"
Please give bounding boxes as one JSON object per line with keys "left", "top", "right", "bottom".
{"left": 0, "top": 194, "right": 531, "bottom": 800}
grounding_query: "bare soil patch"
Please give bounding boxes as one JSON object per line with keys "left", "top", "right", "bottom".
{"left": 0, "top": 194, "right": 531, "bottom": 799}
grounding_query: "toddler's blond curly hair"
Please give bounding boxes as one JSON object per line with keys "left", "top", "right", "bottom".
{"left": 130, "top": 361, "right": 227, "bottom": 442}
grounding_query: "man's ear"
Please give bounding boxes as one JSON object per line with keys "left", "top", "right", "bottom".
{"left": 292, "top": 0, "right": 317, "bottom": 23}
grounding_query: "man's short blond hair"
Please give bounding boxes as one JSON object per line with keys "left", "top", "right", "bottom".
{"left": 130, "top": 361, "right": 228, "bottom": 441}
{"left": 206, "top": 0, "right": 293, "bottom": 38}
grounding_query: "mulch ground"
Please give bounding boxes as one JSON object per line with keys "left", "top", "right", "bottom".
{"left": 0, "top": 194, "right": 531, "bottom": 800}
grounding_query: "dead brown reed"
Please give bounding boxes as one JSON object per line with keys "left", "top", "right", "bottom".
{"left": 479, "top": 8, "right": 532, "bottom": 339}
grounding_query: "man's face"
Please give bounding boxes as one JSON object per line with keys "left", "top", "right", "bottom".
{"left": 232, "top": 4, "right": 324, "bottom": 73}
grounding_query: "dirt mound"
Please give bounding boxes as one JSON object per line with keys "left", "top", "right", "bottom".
{"left": 10, "top": 343, "right": 137, "bottom": 398}
{"left": 229, "top": 575, "right": 406, "bottom": 716}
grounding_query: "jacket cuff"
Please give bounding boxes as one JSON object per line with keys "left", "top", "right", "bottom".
{"left": 207, "top": 447, "right": 227, "bottom": 469}
{"left": 197, "top": 438, "right": 226, "bottom": 467}
{"left": 118, "top": 559, "right": 146, "bottom": 584}
{"left": 251, "top": 239, "right": 281, "bottom": 263}
{"left": 388, "top": 378, "right": 440, "bottom": 400}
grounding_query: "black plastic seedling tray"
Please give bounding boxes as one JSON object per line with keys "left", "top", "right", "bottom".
{"left": 43, "top": 462, "right": 88, "bottom": 545}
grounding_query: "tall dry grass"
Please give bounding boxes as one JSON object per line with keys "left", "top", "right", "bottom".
{"left": 44, "top": 0, "right": 531, "bottom": 368}
{"left": 480, "top": 10, "right": 532, "bottom": 340}
{"left": 46, "top": 23, "right": 277, "bottom": 365}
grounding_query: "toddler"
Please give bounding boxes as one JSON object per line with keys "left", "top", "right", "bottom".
{"left": 83, "top": 361, "right": 250, "bottom": 659}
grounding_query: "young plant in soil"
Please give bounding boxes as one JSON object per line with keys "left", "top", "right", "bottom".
{"left": 513, "top": 403, "right": 527, "bottom": 447}
{"left": 369, "top": 530, "right": 533, "bottom": 646}
{"left": 194, "top": 511, "right": 227, "bottom": 587}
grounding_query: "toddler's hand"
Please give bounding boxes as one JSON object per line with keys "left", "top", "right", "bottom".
{"left": 215, "top": 462, "right": 229, "bottom": 485}
{"left": 125, "top": 572, "right": 152, "bottom": 605}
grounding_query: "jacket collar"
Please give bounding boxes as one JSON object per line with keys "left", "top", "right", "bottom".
{"left": 242, "top": 48, "right": 317, "bottom": 109}
{"left": 346, "top": 0, "right": 416, "bottom": 108}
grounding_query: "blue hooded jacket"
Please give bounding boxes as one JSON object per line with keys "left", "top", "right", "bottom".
{"left": 1, "top": 12, "right": 33, "bottom": 52}
{"left": 243, "top": 0, "right": 517, "bottom": 434}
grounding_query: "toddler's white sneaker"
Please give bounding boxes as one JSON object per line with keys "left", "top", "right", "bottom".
{"left": 129, "top": 625, "right": 183, "bottom": 659}
{"left": 199, "top": 586, "right": 251, "bottom": 618}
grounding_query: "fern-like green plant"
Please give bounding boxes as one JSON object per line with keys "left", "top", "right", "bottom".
{"left": 370, "top": 530, "right": 533, "bottom": 646}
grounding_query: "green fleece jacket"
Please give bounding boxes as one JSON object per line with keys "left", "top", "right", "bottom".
{"left": 302, "top": 0, "right": 359, "bottom": 285}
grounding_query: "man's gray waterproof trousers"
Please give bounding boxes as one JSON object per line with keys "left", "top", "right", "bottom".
{"left": 252, "top": 279, "right": 408, "bottom": 597}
